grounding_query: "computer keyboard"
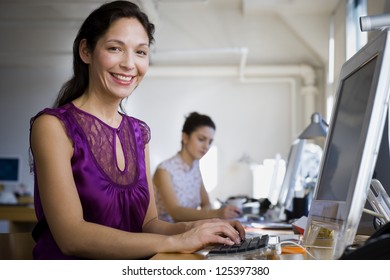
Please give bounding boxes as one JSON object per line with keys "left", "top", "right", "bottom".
{"left": 208, "top": 235, "right": 269, "bottom": 255}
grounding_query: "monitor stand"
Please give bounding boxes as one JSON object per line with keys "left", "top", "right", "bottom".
{"left": 365, "top": 179, "right": 390, "bottom": 226}
{"left": 303, "top": 179, "right": 390, "bottom": 260}
{"left": 359, "top": 112, "right": 390, "bottom": 235}
{"left": 302, "top": 215, "right": 341, "bottom": 259}
{"left": 303, "top": 178, "right": 390, "bottom": 259}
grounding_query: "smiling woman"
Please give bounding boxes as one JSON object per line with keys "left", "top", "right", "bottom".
{"left": 28, "top": 0, "right": 244, "bottom": 260}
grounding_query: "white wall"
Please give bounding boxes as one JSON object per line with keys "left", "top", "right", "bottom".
{"left": 126, "top": 73, "right": 307, "bottom": 201}
{"left": 0, "top": 66, "right": 71, "bottom": 193}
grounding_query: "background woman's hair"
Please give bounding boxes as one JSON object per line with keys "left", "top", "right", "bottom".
{"left": 182, "top": 112, "right": 216, "bottom": 135}
{"left": 53, "top": 1, "right": 155, "bottom": 110}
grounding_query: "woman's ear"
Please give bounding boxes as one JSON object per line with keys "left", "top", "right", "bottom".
{"left": 79, "top": 39, "right": 91, "bottom": 64}
{"left": 182, "top": 132, "right": 189, "bottom": 145}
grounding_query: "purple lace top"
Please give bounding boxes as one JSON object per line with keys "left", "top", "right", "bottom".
{"left": 29, "top": 103, "right": 151, "bottom": 259}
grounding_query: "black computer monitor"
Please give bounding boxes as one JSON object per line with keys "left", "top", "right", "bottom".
{"left": 0, "top": 156, "right": 20, "bottom": 185}
{"left": 303, "top": 28, "right": 390, "bottom": 259}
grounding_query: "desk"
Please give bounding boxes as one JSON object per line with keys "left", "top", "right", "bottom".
{"left": 0, "top": 203, "right": 36, "bottom": 233}
{"left": 0, "top": 232, "right": 35, "bottom": 259}
{"left": 151, "top": 229, "right": 368, "bottom": 260}
{"left": 151, "top": 229, "right": 315, "bottom": 260}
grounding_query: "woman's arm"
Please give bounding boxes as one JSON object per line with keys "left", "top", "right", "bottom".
{"left": 199, "top": 184, "right": 242, "bottom": 219}
{"left": 153, "top": 168, "right": 217, "bottom": 221}
{"left": 141, "top": 145, "right": 191, "bottom": 235}
{"left": 31, "top": 116, "right": 243, "bottom": 259}
{"left": 142, "top": 145, "right": 245, "bottom": 248}
{"left": 153, "top": 168, "right": 240, "bottom": 221}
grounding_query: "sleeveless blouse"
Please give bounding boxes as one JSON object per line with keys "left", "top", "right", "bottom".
{"left": 29, "top": 103, "right": 151, "bottom": 259}
{"left": 154, "top": 153, "right": 202, "bottom": 223}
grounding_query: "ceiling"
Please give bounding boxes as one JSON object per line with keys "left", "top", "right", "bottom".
{"left": 0, "top": 0, "right": 342, "bottom": 67}
{"left": 0, "top": 0, "right": 341, "bottom": 19}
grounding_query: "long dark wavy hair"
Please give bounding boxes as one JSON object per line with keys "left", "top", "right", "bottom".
{"left": 53, "top": 1, "right": 155, "bottom": 110}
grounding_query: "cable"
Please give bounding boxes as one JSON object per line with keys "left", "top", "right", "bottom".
{"left": 363, "top": 208, "right": 386, "bottom": 219}
{"left": 276, "top": 241, "right": 319, "bottom": 260}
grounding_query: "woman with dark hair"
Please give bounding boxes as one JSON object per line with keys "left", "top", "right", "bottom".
{"left": 29, "top": 1, "right": 244, "bottom": 260}
{"left": 153, "top": 112, "right": 242, "bottom": 223}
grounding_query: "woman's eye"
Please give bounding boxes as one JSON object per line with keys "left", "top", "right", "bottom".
{"left": 137, "top": 50, "right": 148, "bottom": 56}
{"left": 109, "top": 47, "right": 122, "bottom": 52}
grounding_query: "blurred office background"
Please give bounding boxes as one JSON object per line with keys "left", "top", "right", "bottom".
{"left": 0, "top": 0, "right": 388, "bottom": 207}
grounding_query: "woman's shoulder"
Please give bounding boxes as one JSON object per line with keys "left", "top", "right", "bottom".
{"left": 30, "top": 113, "right": 63, "bottom": 136}
{"left": 31, "top": 105, "right": 66, "bottom": 126}
{"left": 30, "top": 108, "right": 73, "bottom": 149}
{"left": 31, "top": 104, "right": 73, "bottom": 122}
{"left": 30, "top": 104, "right": 78, "bottom": 140}
{"left": 157, "top": 154, "right": 181, "bottom": 170}
{"left": 123, "top": 115, "right": 148, "bottom": 126}
{"left": 123, "top": 115, "right": 151, "bottom": 144}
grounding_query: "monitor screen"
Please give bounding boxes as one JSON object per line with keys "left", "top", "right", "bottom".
{"left": 0, "top": 157, "right": 20, "bottom": 184}
{"left": 303, "top": 28, "right": 390, "bottom": 259}
{"left": 276, "top": 139, "right": 304, "bottom": 219}
{"left": 276, "top": 140, "right": 323, "bottom": 221}
{"left": 316, "top": 56, "right": 377, "bottom": 202}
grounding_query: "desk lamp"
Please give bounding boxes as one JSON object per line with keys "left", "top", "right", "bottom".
{"left": 298, "top": 112, "right": 329, "bottom": 188}
{"left": 298, "top": 112, "right": 328, "bottom": 140}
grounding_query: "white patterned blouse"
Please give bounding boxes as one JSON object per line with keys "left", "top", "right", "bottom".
{"left": 154, "top": 153, "right": 203, "bottom": 222}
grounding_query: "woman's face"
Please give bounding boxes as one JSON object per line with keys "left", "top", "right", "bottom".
{"left": 182, "top": 126, "right": 215, "bottom": 161}
{"left": 80, "top": 17, "right": 150, "bottom": 101}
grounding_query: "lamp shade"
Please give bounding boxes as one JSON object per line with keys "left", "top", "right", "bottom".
{"left": 298, "top": 112, "right": 328, "bottom": 139}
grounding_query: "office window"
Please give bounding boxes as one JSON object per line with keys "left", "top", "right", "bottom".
{"left": 200, "top": 146, "right": 218, "bottom": 192}
{"left": 327, "top": 0, "right": 367, "bottom": 122}
{"left": 346, "top": 0, "right": 368, "bottom": 59}
{"left": 251, "top": 156, "right": 286, "bottom": 203}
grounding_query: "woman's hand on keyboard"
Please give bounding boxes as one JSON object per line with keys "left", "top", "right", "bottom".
{"left": 169, "top": 219, "right": 245, "bottom": 253}
{"left": 218, "top": 205, "right": 243, "bottom": 219}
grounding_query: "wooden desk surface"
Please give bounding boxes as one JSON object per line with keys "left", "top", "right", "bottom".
{"left": 151, "top": 229, "right": 314, "bottom": 260}
{"left": 151, "top": 251, "right": 309, "bottom": 260}
{"left": 150, "top": 245, "right": 331, "bottom": 260}
{"left": 0, "top": 232, "right": 35, "bottom": 260}
{"left": 0, "top": 195, "right": 36, "bottom": 223}
{"left": 151, "top": 232, "right": 369, "bottom": 260}
{"left": 0, "top": 204, "right": 36, "bottom": 222}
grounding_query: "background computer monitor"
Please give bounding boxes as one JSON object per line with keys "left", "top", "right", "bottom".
{"left": 275, "top": 140, "right": 323, "bottom": 221}
{"left": 0, "top": 156, "right": 21, "bottom": 185}
{"left": 275, "top": 139, "right": 305, "bottom": 220}
{"left": 303, "top": 28, "right": 390, "bottom": 259}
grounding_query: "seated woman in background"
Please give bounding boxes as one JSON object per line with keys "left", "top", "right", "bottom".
{"left": 153, "top": 112, "right": 242, "bottom": 223}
